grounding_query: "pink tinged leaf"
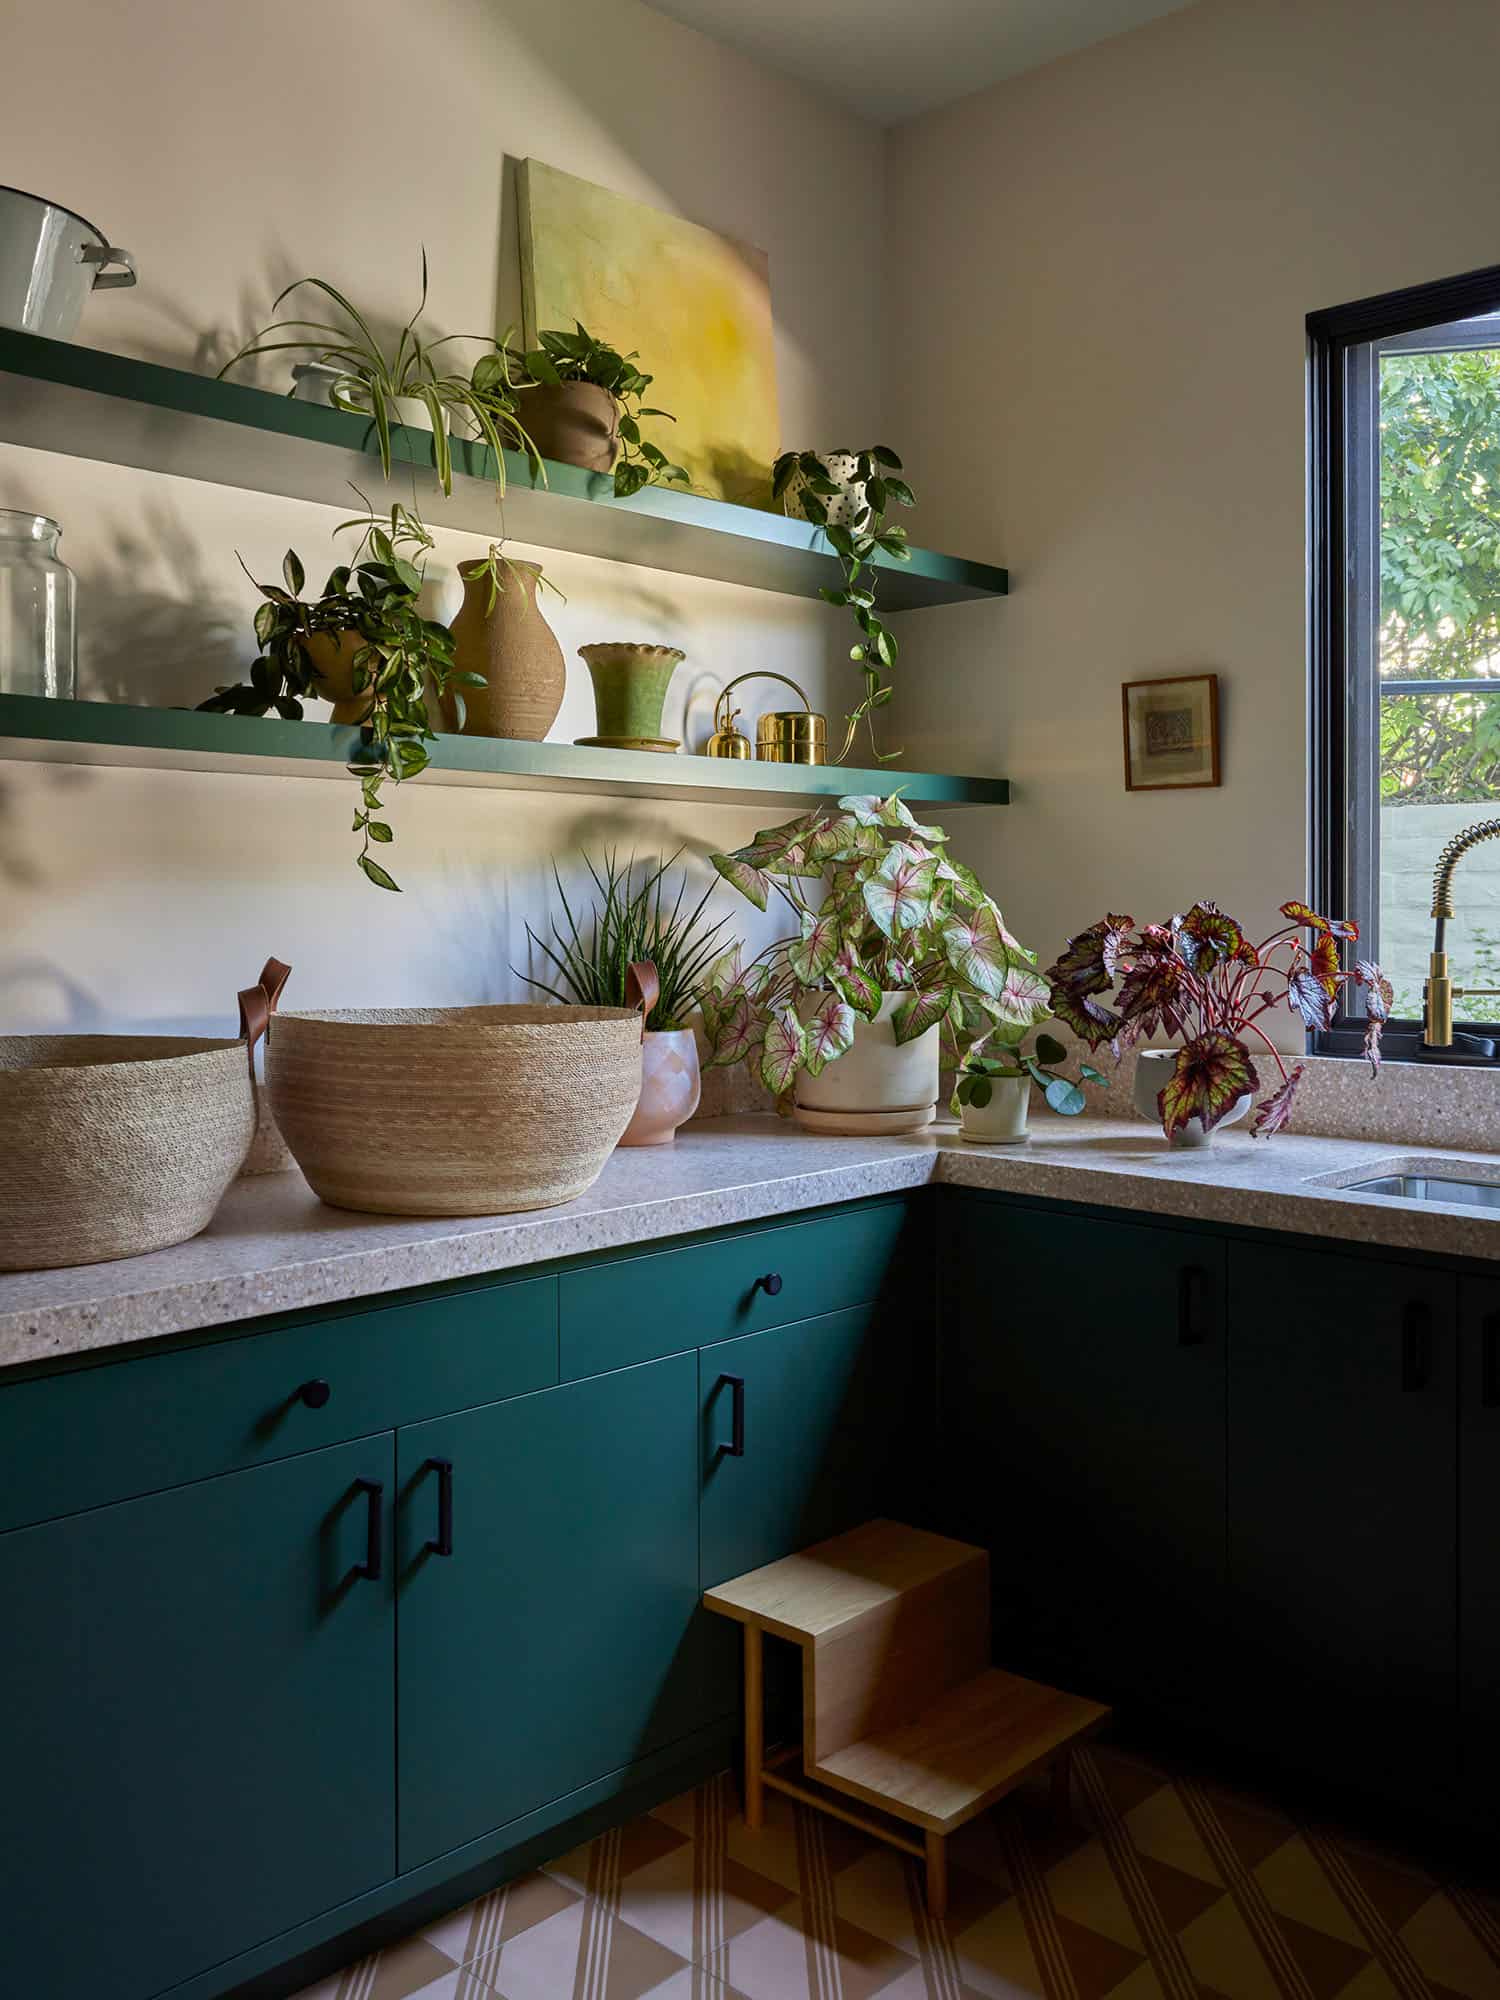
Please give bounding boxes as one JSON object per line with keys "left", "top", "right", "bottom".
{"left": 1115, "top": 957, "right": 1185, "bottom": 1036}
{"left": 884, "top": 954, "right": 915, "bottom": 987}
{"left": 1286, "top": 967, "right": 1335, "bottom": 1031}
{"left": 1158, "top": 1032, "right": 1259, "bottom": 1141}
{"left": 1179, "top": 901, "right": 1247, "bottom": 964}
{"left": 705, "top": 991, "right": 762, "bottom": 1068}
{"left": 877, "top": 793, "right": 945, "bottom": 841}
{"left": 710, "top": 851, "right": 769, "bottom": 911}
{"left": 1355, "top": 958, "right": 1394, "bottom": 1020}
{"left": 838, "top": 793, "right": 886, "bottom": 826}
{"left": 993, "top": 964, "right": 1053, "bottom": 1027}
{"left": 1307, "top": 932, "right": 1341, "bottom": 996}
{"left": 863, "top": 847, "right": 937, "bottom": 938}
{"left": 1048, "top": 985, "right": 1122, "bottom": 1048}
{"left": 1251, "top": 1063, "right": 1306, "bottom": 1138}
{"left": 891, "top": 986, "right": 952, "bottom": 1044}
{"left": 832, "top": 957, "right": 881, "bottom": 1021}
{"left": 942, "top": 902, "right": 1008, "bottom": 998}
{"left": 760, "top": 1008, "right": 807, "bottom": 1095}
{"left": 801, "top": 991, "right": 857, "bottom": 1076}
{"left": 788, "top": 911, "right": 839, "bottom": 984}
{"left": 701, "top": 947, "right": 743, "bottom": 997}
{"left": 1279, "top": 900, "right": 1358, "bottom": 941}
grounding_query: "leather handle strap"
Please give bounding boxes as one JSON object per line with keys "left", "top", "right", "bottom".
{"left": 259, "top": 958, "right": 293, "bottom": 1011}
{"left": 626, "top": 960, "right": 659, "bottom": 1040}
{"left": 238, "top": 956, "right": 293, "bottom": 1081}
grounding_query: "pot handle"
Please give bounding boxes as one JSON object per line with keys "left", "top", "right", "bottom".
{"left": 259, "top": 957, "right": 293, "bottom": 1011}
{"left": 79, "top": 241, "right": 136, "bottom": 290}
{"left": 626, "top": 960, "right": 659, "bottom": 1040}
{"left": 237, "top": 958, "right": 293, "bottom": 1080}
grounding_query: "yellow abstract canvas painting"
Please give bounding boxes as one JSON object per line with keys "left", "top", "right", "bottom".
{"left": 518, "top": 159, "right": 780, "bottom": 508}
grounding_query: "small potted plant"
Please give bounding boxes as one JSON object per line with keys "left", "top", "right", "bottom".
{"left": 700, "top": 792, "right": 1049, "bottom": 1133}
{"left": 517, "top": 849, "right": 729, "bottom": 1145}
{"left": 515, "top": 323, "right": 689, "bottom": 498}
{"left": 1045, "top": 901, "right": 1392, "bottom": 1147}
{"left": 952, "top": 1025, "right": 1104, "bottom": 1144}
{"left": 197, "top": 504, "right": 481, "bottom": 890}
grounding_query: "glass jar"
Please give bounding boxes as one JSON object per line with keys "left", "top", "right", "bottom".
{"left": 0, "top": 511, "right": 76, "bottom": 699}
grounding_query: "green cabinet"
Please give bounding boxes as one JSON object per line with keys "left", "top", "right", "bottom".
{"left": 1227, "top": 1242, "right": 1457, "bottom": 1797}
{"left": 942, "top": 1197, "right": 1226, "bottom": 1716}
{"left": 0, "top": 1436, "right": 394, "bottom": 2000}
{"left": 396, "top": 1353, "right": 704, "bottom": 1871}
{"left": 1459, "top": 1277, "right": 1500, "bottom": 1801}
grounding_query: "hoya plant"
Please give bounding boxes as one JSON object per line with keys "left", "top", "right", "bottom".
{"left": 1045, "top": 900, "right": 1392, "bottom": 1141}
{"left": 699, "top": 793, "right": 1050, "bottom": 1102}
{"left": 952, "top": 1024, "right": 1104, "bottom": 1118}
{"left": 519, "top": 323, "right": 689, "bottom": 499}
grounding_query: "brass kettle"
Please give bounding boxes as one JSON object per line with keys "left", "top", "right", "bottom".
{"left": 705, "top": 671, "right": 827, "bottom": 765}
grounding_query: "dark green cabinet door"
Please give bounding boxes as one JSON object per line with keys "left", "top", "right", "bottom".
{"left": 0, "top": 1437, "right": 395, "bottom": 2000}
{"left": 1228, "top": 1242, "right": 1456, "bottom": 1797}
{"left": 699, "top": 1302, "right": 915, "bottom": 1591}
{"left": 396, "top": 1353, "right": 702, "bottom": 1871}
{"left": 1459, "top": 1278, "right": 1500, "bottom": 1802}
{"left": 941, "top": 1198, "right": 1227, "bottom": 1717}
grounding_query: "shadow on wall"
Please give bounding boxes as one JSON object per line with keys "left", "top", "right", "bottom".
{"left": 77, "top": 500, "right": 244, "bottom": 707}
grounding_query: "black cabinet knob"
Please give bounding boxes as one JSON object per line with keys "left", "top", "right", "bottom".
{"left": 298, "top": 1379, "right": 332, "bottom": 1410}
{"left": 756, "top": 1272, "right": 784, "bottom": 1297}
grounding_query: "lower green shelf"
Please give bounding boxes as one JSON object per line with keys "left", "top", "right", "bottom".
{"left": 0, "top": 696, "right": 1009, "bottom": 809}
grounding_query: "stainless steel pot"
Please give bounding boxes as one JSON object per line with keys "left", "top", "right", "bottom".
{"left": 0, "top": 186, "right": 135, "bottom": 340}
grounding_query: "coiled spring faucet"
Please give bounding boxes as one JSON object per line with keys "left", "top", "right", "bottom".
{"left": 1421, "top": 817, "right": 1500, "bottom": 1055}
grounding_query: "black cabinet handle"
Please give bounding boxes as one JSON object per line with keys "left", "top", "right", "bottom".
{"left": 424, "top": 1458, "right": 454, "bottom": 1557}
{"left": 355, "top": 1478, "right": 383, "bottom": 1581}
{"left": 1402, "top": 1302, "right": 1432, "bottom": 1392}
{"left": 1482, "top": 1314, "right": 1500, "bottom": 1408}
{"left": 718, "top": 1373, "right": 746, "bottom": 1457}
{"left": 1177, "top": 1266, "right": 1210, "bottom": 1346}
{"left": 754, "top": 1272, "right": 784, "bottom": 1298}
{"left": 298, "top": 1379, "right": 331, "bottom": 1410}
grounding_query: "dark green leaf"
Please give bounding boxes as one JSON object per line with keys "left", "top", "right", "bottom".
{"left": 358, "top": 852, "right": 402, "bottom": 891}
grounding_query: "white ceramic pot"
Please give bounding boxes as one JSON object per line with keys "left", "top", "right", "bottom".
{"left": 618, "top": 1028, "right": 701, "bottom": 1147}
{"left": 783, "top": 450, "right": 868, "bottom": 530}
{"left": 793, "top": 992, "right": 938, "bottom": 1136}
{"left": 391, "top": 393, "right": 443, "bottom": 434}
{"left": 959, "top": 1074, "right": 1031, "bottom": 1145}
{"left": 1132, "top": 1047, "right": 1252, "bottom": 1149}
{"left": 0, "top": 188, "right": 134, "bottom": 339}
{"left": 290, "top": 363, "right": 355, "bottom": 408}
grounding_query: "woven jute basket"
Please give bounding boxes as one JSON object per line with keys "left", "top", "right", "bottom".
{"left": 0, "top": 977, "right": 282, "bottom": 1271}
{"left": 266, "top": 966, "right": 656, "bottom": 1217}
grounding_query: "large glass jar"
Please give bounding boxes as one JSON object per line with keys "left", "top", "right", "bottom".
{"left": 0, "top": 511, "right": 76, "bottom": 698}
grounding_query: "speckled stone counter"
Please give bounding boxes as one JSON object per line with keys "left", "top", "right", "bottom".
{"left": 5, "top": 1113, "right": 1500, "bottom": 1369}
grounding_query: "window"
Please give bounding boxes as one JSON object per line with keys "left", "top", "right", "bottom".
{"left": 1310, "top": 264, "right": 1500, "bottom": 1059}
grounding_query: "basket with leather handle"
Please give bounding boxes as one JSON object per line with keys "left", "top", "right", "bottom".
{"left": 0, "top": 961, "right": 286, "bottom": 1271}
{"left": 266, "top": 961, "right": 657, "bottom": 1217}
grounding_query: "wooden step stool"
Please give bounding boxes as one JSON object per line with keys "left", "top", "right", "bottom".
{"left": 703, "top": 1519, "right": 1110, "bottom": 1918}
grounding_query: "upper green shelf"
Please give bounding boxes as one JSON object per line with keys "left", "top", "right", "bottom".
{"left": 0, "top": 329, "right": 1008, "bottom": 611}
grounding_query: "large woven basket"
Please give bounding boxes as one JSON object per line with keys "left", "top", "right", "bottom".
{"left": 267, "top": 989, "right": 651, "bottom": 1217}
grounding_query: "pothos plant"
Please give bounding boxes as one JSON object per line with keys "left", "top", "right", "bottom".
{"left": 952, "top": 1025, "right": 1104, "bottom": 1119}
{"left": 770, "top": 447, "right": 915, "bottom": 766}
{"left": 197, "top": 503, "right": 481, "bottom": 891}
{"left": 1045, "top": 900, "right": 1393, "bottom": 1141}
{"left": 519, "top": 323, "right": 689, "bottom": 499}
{"left": 699, "top": 792, "right": 1050, "bottom": 1103}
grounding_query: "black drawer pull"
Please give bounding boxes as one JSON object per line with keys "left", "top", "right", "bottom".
{"left": 355, "top": 1478, "right": 383, "bottom": 1581}
{"left": 719, "top": 1374, "right": 746, "bottom": 1457}
{"left": 297, "top": 1379, "right": 331, "bottom": 1410}
{"left": 424, "top": 1458, "right": 454, "bottom": 1558}
{"left": 1177, "top": 1266, "right": 1210, "bottom": 1346}
{"left": 1483, "top": 1314, "right": 1500, "bottom": 1408}
{"left": 1402, "top": 1303, "right": 1432, "bottom": 1392}
{"left": 754, "top": 1272, "right": 784, "bottom": 1298}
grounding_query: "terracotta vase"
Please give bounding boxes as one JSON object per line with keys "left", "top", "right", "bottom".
{"left": 303, "top": 630, "right": 372, "bottom": 725}
{"left": 446, "top": 560, "right": 565, "bottom": 740}
{"left": 618, "top": 1028, "right": 702, "bottom": 1146}
{"left": 579, "top": 642, "right": 684, "bottom": 743}
{"left": 517, "top": 381, "right": 619, "bottom": 474}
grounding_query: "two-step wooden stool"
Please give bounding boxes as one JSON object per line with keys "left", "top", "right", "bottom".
{"left": 703, "top": 1519, "right": 1110, "bottom": 1918}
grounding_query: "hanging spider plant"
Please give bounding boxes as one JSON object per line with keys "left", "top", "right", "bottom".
{"left": 219, "top": 254, "right": 542, "bottom": 497}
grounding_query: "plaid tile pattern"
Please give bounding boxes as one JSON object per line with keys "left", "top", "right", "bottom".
{"left": 292, "top": 1748, "right": 1498, "bottom": 1999}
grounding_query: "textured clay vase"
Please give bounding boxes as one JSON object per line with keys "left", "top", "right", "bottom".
{"left": 792, "top": 993, "right": 939, "bottom": 1136}
{"left": 447, "top": 560, "right": 565, "bottom": 740}
{"left": 618, "top": 1028, "right": 702, "bottom": 1146}
{"left": 1132, "top": 1047, "right": 1252, "bottom": 1149}
{"left": 579, "top": 643, "right": 684, "bottom": 742}
{"left": 518, "top": 381, "right": 619, "bottom": 473}
{"left": 304, "top": 631, "right": 372, "bottom": 724}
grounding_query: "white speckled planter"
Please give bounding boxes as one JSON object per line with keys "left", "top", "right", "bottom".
{"left": 1132, "top": 1048, "right": 1252, "bottom": 1148}
{"left": 793, "top": 993, "right": 938, "bottom": 1136}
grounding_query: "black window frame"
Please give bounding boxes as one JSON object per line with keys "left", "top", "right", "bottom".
{"left": 1308, "top": 259, "right": 1500, "bottom": 1061}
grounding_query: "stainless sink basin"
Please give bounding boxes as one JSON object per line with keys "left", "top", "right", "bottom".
{"left": 1345, "top": 1171, "right": 1500, "bottom": 1209}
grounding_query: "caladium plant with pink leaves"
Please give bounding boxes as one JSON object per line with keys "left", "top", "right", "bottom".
{"left": 699, "top": 793, "right": 1049, "bottom": 1103}
{"left": 1045, "top": 900, "right": 1392, "bottom": 1141}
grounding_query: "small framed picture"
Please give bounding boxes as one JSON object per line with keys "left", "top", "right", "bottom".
{"left": 1122, "top": 672, "right": 1220, "bottom": 791}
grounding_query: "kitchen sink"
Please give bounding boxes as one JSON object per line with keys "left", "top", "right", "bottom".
{"left": 1343, "top": 1170, "right": 1500, "bottom": 1208}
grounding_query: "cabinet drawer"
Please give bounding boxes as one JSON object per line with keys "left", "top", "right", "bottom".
{"left": 0, "top": 1275, "right": 557, "bottom": 1532}
{"left": 558, "top": 1200, "right": 910, "bottom": 1380}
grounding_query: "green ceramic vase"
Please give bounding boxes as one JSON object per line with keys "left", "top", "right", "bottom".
{"left": 579, "top": 643, "right": 684, "bottom": 744}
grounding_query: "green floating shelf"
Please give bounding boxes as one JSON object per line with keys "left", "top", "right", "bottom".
{"left": 0, "top": 696, "right": 1010, "bottom": 810}
{"left": 0, "top": 328, "right": 1008, "bottom": 611}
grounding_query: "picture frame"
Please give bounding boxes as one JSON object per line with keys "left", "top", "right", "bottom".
{"left": 1121, "top": 672, "right": 1220, "bottom": 791}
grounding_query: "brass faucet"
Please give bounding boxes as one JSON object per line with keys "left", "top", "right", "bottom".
{"left": 1421, "top": 817, "right": 1500, "bottom": 1050}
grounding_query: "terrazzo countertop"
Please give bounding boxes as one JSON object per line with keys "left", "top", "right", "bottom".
{"left": 4, "top": 1114, "right": 1500, "bottom": 1370}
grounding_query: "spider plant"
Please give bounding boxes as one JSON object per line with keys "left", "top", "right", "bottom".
{"left": 517, "top": 851, "right": 730, "bottom": 1031}
{"left": 219, "top": 254, "right": 541, "bottom": 497}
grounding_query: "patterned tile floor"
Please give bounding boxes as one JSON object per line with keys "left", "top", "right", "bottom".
{"left": 293, "top": 1743, "right": 1500, "bottom": 1999}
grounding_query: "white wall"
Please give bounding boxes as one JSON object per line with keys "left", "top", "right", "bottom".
{"left": 887, "top": 0, "right": 1500, "bottom": 1043}
{"left": 0, "top": 0, "right": 887, "bottom": 1034}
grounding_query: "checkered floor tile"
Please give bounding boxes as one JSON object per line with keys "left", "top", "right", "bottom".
{"left": 292, "top": 1747, "right": 1499, "bottom": 1998}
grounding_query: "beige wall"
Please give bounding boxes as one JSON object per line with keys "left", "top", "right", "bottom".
{"left": 887, "top": 0, "right": 1500, "bottom": 1043}
{"left": 0, "top": 0, "right": 887, "bottom": 1033}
